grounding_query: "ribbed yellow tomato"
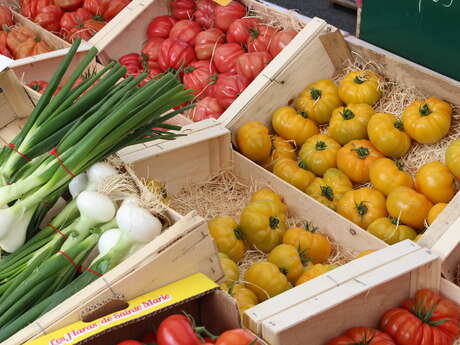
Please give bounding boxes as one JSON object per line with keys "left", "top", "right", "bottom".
{"left": 268, "top": 244, "right": 305, "bottom": 284}
{"left": 337, "top": 187, "right": 387, "bottom": 229}
{"left": 369, "top": 158, "right": 414, "bottom": 196}
{"left": 294, "top": 79, "right": 343, "bottom": 124}
{"left": 273, "top": 158, "right": 315, "bottom": 192}
{"left": 221, "top": 283, "right": 259, "bottom": 316}
{"left": 386, "top": 186, "right": 433, "bottom": 229}
{"left": 305, "top": 168, "right": 352, "bottom": 210}
{"left": 261, "top": 135, "right": 297, "bottom": 172}
{"left": 271, "top": 106, "right": 319, "bottom": 146}
{"left": 367, "top": 217, "right": 417, "bottom": 245}
{"left": 298, "top": 134, "right": 341, "bottom": 176}
{"left": 355, "top": 249, "right": 376, "bottom": 258}
{"left": 367, "top": 112, "right": 411, "bottom": 158}
{"left": 244, "top": 261, "right": 291, "bottom": 301}
{"left": 415, "top": 161, "right": 455, "bottom": 203}
{"left": 402, "top": 97, "right": 452, "bottom": 144}
{"left": 446, "top": 139, "right": 460, "bottom": 179}
{"left": 219, "top": 253, "right": 240, "bottom": 283}
{"left": 328, "top": 104, "right": 375, "bottom": 145}
{"left": 282, "top": 225, "right": 332, "bottom": 263}
{"left": 336, "top": 139, "right": 384, "bottom": 183}
{"left": 208, "top": 216, "right": 246, "bottom": 262}
{"left": 240, "top": 200, "right": 287, "bottom": 253}
{"left": 427, "top": 203, "right": 447, "bottom": 226}
{"left": 236, "top": 121, "right": 271, "bottom": 163}
{"left": 250, "top": 188, "right": 287, "bottom": 215}
{"left": 338, "top": 70, "right": 381, "bottom": 105}
{"left": 295, "top": 263, "right": 337, "bottom": 286}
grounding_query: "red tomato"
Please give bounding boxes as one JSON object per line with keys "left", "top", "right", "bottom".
{"left": 27, "top": 80, "right": 48, "bottom": 93}
{"left": 247, "top": 24, "right": 278, "bottom": 53}
{"left": 158, "top": 38, "right": 195, "bottom": 71}
{"left": 142, "top": 330, "right": 157, "bottom": 344}
{"left": 157, "top": 314, "right": 202, "bottom": 345}
{"left": 171, "top": 0, "right": 196, "bottom": 19}
{"left": 54, "top": 0, "right": 83, "bottom": 11}
{"left": 34, "top": 5, "right": 63, "bottom": 32}
{"left": 141, "top": 37, "right": 164, "bottom": 71}
{"left": 116, "top": 341, "right": 144, "bottom": 345}
{"left": 83, "top": 0, "right": 106, "bottom": 15}
{"left": 226, "top": 17, "right": 259, "bottom": 44}
{"left": 194, "top": 27, "right": 224, "bottom": 60}
{"left": 21, "top": 0, "right": 53, "bottom": 18}
{"left": 326, "top": 327, "right": 395, "bottom": 345}
{"left": 187, "top": 96, "right": 223, "bottom": 122}
{"left": 138, "top": 70, "right": 162, "bottom": 87}
{"left": 213, "top": 73, "right": 249, "bottom": 109}
{"left": 235, "top": 51, "right": 271, "bottom": 81}
{"left": 60, "top": 8, "right": 93, "bottom": 34}
{"left": 146, "top": 15, "right": 176, "bottom": 39}
{"left": 169, "top": 20, "right": 201, "bottom": 45}
{"left": 269, "top": 29, "right": 296, "bottom": 57}
{"left": 103, "top": 0, "right": 130, "bottom": 20}
{"left": 215, "top": 329, "right": 259, "bottom": 345}
{"left": 0, "top": 30, "right": 12, "bottom": 59}
{"left": 194, "top": 0, "right": 216, "bottom": 29}
{"left": 183, "top": 60, "right": 216, "bottom": 97}
{"left": 213, "top": 43, "right": 244, "bottom": 73}
{"left": 215, "top": 1, "right": 246, "bottom": 31}
{"left": 0, "top": 5, "right": 13, "bottom": 27}
{"left": 66, "top": 17, "right": 106, "bottom": 42}
{"left": 119, "top": 52, "right": 142, "bottom": 76}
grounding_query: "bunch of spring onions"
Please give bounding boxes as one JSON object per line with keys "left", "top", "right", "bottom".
{"left": 0, "top": 37, "right": 193, "bottom": 253}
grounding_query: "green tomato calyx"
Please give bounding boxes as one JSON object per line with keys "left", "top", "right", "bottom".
{"left": 310, "top": 88, "right": 321, "bottom": 100}
{"left": 353, "top": 75, "right": 366, "bottom": 84}
{"left": 352, "top": 147, "right": 370, "bottom": 160}
{"left": 304, "top": 221, "right": 317, "bottom": 233}
{"left": 269, "top": 216, "right": 280, "bottom": 229}
{"left": 298, "top": 160, "right": 308, "bottom": 170}
{"left": 389, "top": 216, "right": 399, "bottom": 225}
{"left": 315, "top": 141, "right": 327, "bottom": 151}
{"left": 298, "top": 247, "right": 311, "bottom": 266}
{"left": 298, "top": 111, "right": 309, "bottom": 119}
{"left": 356, "top": 202, "right": 368, "bottom": 216}
{"left": 279, "top": 267, "right": 288, "bottom": 275}
{"left": 249, "top": 28, "right": 259, "bottom": 39}
{"left": 394, "top": 120, "right": 404, "bottom": 131}
{"left": 419, "top": 104, "right": 432, "bottom": 116}
{"left": 342, "top": 108, "right": 355, "bottom": 120}
{"left": 395, "top": 159, "right": 405, "bottom": 171}
{"left": 411, "top": 302, "right": 450, "bottom": 326}
{"left": 234, "top": 226, "right": 243, "bottom": 240}
{"left": 320, "top": 185, "right": 334, "bottom": 201}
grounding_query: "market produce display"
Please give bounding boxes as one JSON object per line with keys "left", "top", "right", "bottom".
{"left": 236, "top": 69, "right": 457, "bottom": 246}
{"left": 0, "top": 4, "right": 53, "bottom": 59}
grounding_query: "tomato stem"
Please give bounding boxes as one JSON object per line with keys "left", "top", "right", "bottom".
{"left": 419, "top": 104, "right": 432, "bottom": 116}
{"left": 341, "top": 108, "right": 355, "bottom": 120}
{"left": 298, "top": 111, "right": 309, "bottom": 119}
{"left": 310, "top": 88, "right": 321, "bottom": 100}
{"left": 355, "top": 202, "right": 368, "bottom": 216}
{"left": 353, "top": 75, "right": 366, "bottom": 84}
{"left": 320, "top": 185, "right": 334, "bottom": 201}
{"left": 298, "top": 160, "right": 307, "bottom": 170}
{"left": 234, "top": 226, "right": 243, "bottom": 240}
{"left": 395, "top": 159, "right": 405, "bottom": 171}
{"left": 394, "top": 120, "right": 404, "bottom": 131}
{"left": 389, "top": 216, "right": 399, "bottom": 225}
{"left": 279, "top": 267, "right": 288, "bottom": 275}
{"left": 351, "top": 147, "right": 369, "bottom": 159}
{"left": 303, "top": 222, "right": 317, "bottom": 233}
{"left": 269, "top": 216, "right": 280, "bottom": 229}
{"left": 315, "top": 141, "right": 327, "bottom": 151}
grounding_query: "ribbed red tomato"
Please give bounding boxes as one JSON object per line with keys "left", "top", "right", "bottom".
{"left": 103, "top": 0, "right": 130, "bottom": 20}
{"left": 215, "top": 0, "right": 246, "bottom": 31}
{"left": 235, "top": 51, "right": 271, "bottom": 81}
{"left": 171, "top": 0, "right": 196, "bottom": 19}
{"left": 158, "top": 38, "right": 195, "bottom": 71}
{"left": 0, "top": 5, "right": 13, "bottom": 27}
{"left": 27, "top": 80, "right": 48, "bottom": 93}
{"left": 187, "top": 96, "right": 223, "bottom": 121}
{"left": 269, "top": 29, "right": 296, "bottom": 57}
{"left": 146, "top": 15, "right": 176, "bottom": 39}
{"left": 0, "top": 29, "right": 12, "bottom": 58}
{"left": 327, "top": 327, "right": 395, "bottom": 345}
{"left": 34, "top": 5, "right": 63, "bottom": 32}
{"left": 213, "top": 73, "right": 249, "bottom": 109}
{"left": 226, "top": 17, "right": 259, "bottom": 44}
{"left": 194, "top": 28, "right": 224, "bottom": 60}
{"left": 247, "top": 24, "right": 278, "bottom": 53}
{"left": 141, "top": 37, "right": 164, "bottom": 71}
{"left": 54, "top": 0, "right": 83, "bottom": 11}
{"left": 169, "top": 19, "right": 201, "bottom": 45}
{"left": 116, "top": 341, "right": 144, "bottom": 345}
{"left": 183, "top": 60, "right": 216, "bottom": 97}
{"left": 194, "top": 0, "right": 216, "bottom": 28}
{"left": 119, "top": 52, "right": 142, "bottom": 76}
{"left": 83, "top": 0, "right": 106, "bottom": 15}
{"left": 21, "top": 0, "right": 53, "bottom": 18}
{"left": 66, "top": 17, "right": 106, "bottom": 42}
{"left": 213, "top": 43, "right": 244, "bottom": 73}
{"left": 138, "top": 69, "right": 162, "bottom": 87}
{"left": 60, "top": 8, "right": 93, "bottom": 33}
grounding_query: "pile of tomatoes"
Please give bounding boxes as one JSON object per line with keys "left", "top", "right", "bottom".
{"left": 237, "top": 69, "right": 458, "bottom": 245}
{"left": 327, "top": 289, "right": 460, "bottom": 345}
{"left": 0, "top": 5, "right": 53, "bottom": 59}
{"left": 116, "top": 314, "right": 259, "bottom": 345}
{"left": 18, "top": 0, "right": 131, "bottom": 42}
{"left": 117, "top": 0, "right": 297, "bottom": 122}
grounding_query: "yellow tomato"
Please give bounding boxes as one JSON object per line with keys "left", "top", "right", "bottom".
{"left": 221, "top": 283, "right": 259, "bottom": 316}
{"left": 338, "top": 70, "right": 381, "bottom": 106}
{"left": 219, "top": 253, "right": 240, "bottom": 283}
{"left": 328, "top": 104, "right": 375, "bottom": 145}
{"left": 298, "top": 134, "right": 341, "bottom": 176}
{"left": 367, "top": 112, "right": 411, "bottom": 158}
{"left": 208, "top": 216, "right": 246, "bottom": 262}
{"left": 386, "top": 186, "right": 433, "bottom": 229}
{"left": 244, "top": 261, "right": 291, "bottom": 301}
{"left": 240, "top": 200, "right": 287, "bottom": 253}
{"left": 367, "top": 217, "right": 417, "bottom": 245}
{"left": 261, "top": 136, "right": 297, "bottom": 172}
{"left": 369, "top": 158, "right": 414, "bottom": 196}
{"left": 337, "top": 187, "right": 387, "bottom": 229}
{"left": 415, "top": 234, "right": 423, "bottom": 242}
{"left": 236, "top": 121, "right": 271, "bottom": 163}
{"left": 268, "top": 244, "right": 305, "bottom": 284}
{"left": 336, "top": 139, "right": 384, "bottom": 183}
{"left": 294, "top": 79, "right": 343, "bottom": 124}
{"left": 273, "top": 158, "right": 316, "bottom": 192}
{"left": 402, "top": 97, "right": 452, "bottom": 144}
{"left": 271, "top": 106, "right": 319, "bottom": 146}
{"left": 415, "top": 161, "right": 455, "bottom": 204}
{"left": 305, "top": 168, "right": 352, "bottom": 210}
{"left": 446, "top": 139, "right": 460, "bottom": 179}
{"left": 282, "top": 225, "right": 332, "bottom": 263}
{"left": 355, "top": 249, "right": 376, "bottom": 258}
{"left": 427, "top": 203, "right": 447, "bottom": 226}
{"left": 250, "top": 188, "right": 287, "bottom": 215}
{"left": 295, "top": 263, "right": 337, "bottom": 286}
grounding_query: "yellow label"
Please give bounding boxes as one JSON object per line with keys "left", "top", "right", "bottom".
{"left": 212, "top": 0, "right": 232, "bottom": 5}
{"left": 30, "top": 274, "right": 217, "bottom": 345}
